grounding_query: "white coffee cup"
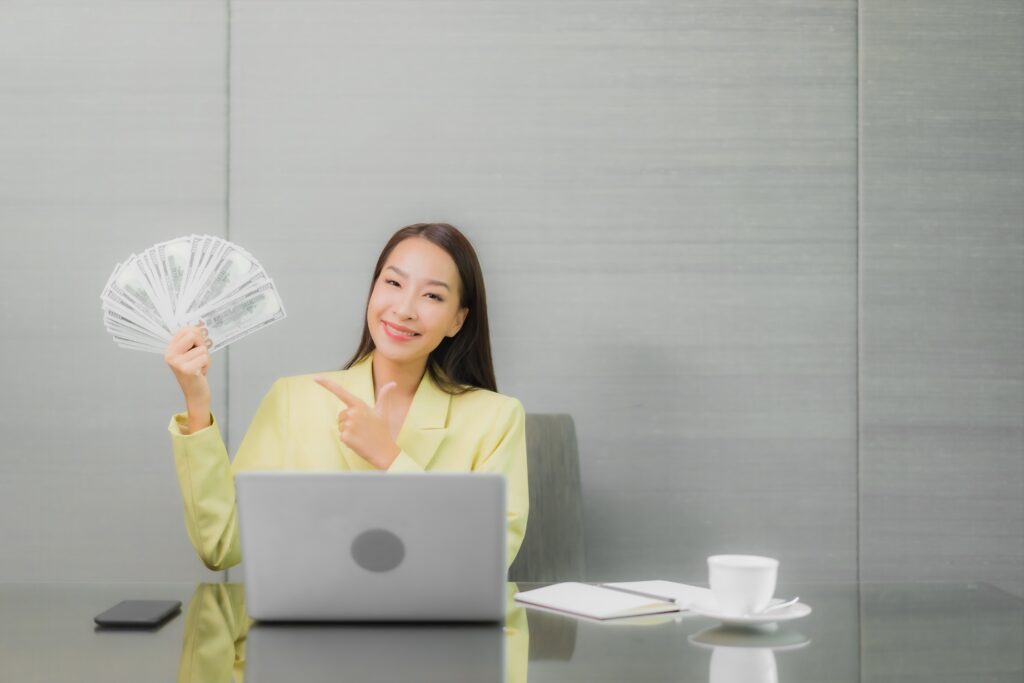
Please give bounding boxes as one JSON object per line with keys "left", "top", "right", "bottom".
{"left": 707, "top": 554, "right": 778, "bottom": 616}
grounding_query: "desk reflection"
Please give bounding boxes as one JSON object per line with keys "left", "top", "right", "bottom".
{"left": 176, "top": 582, "right": 529, "bottom": 683}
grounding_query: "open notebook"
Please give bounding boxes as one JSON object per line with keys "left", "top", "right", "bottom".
{"left": 513, "top": 581, "right": 713, "bottom": 621}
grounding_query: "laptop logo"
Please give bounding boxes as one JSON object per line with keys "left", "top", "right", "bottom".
{"left": 351, "top": 528, "right": 405, "bottom": 572}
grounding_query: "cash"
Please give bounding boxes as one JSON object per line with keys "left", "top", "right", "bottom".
{"left": 100, "top": 235, "right": 286, "bottom": 353}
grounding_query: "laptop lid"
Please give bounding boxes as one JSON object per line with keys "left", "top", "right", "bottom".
{"left": 235, "top": 472, "right": 506, "bottom": 621}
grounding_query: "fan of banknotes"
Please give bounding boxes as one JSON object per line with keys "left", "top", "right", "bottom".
{"left": 100, "top": 235, "right": 286, "bottom": 353}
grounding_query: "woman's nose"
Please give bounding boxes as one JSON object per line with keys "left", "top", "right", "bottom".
{"left": 392, "top": 291, "right": 418, "bottom": 318}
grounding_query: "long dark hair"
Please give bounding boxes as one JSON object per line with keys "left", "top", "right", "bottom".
{"left": 343, "top": 223, "right": 497, "bottom": 395}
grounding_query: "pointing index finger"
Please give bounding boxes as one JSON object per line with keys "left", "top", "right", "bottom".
{"left": 314, "top": 376, "right": 364, "bottom": 407}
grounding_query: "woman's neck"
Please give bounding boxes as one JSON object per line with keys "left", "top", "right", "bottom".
{"left": 371, "top": 351, "right": 426, "bottom": 401}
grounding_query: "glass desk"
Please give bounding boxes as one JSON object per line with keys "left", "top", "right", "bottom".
{"left": 0, "top": 581, "right": 1021, "bottom": 682}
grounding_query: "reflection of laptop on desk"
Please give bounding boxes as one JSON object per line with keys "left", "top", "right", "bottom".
{"left": 235, "top": 472, "right": 506, "bottom": 621}
{"left": 245, "top": 622, "right": 504, "bottom": 683}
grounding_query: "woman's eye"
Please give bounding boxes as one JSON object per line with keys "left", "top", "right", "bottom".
{"left": 386, "top": 279, "right": 443, "bottom": 302}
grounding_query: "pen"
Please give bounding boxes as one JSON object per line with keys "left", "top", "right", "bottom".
{"left": 598, "top": 583, "right": 679, "bottom": 605}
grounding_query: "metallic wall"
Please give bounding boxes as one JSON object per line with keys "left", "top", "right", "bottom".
{"left": 0, "top": 1, "right": 1019, "bottom": 597}
{"left": 223, "top": 0, "right": 859, "bottom": 585}
{"left": 0, "top": 0, "right": 227, "bottom": 581}
{"left": 859, "top": 0, "right": 1024, "bottom": 597}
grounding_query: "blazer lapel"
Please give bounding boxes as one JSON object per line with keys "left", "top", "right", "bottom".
{"left": 334, "top": 351, "right": 451, "bottom": 471}
{"left": 395, "top": 360, "right": 451, "bottom": 470}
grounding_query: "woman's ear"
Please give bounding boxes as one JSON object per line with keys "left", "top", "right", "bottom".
{"left": 448, "top": 307, "right": 469, "bottom": 337}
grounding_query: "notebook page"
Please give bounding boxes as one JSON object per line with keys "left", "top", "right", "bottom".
{"left": 514, "top": 582, "right": 678, "bottom": 620}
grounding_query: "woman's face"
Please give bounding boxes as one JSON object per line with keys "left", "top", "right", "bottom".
{"left": 367, "top": 237, "right": 469, "bottom": 364}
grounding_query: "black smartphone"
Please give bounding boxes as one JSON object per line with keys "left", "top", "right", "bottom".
{"left": 94, "top": 600, "right": 182, "bottom": 628}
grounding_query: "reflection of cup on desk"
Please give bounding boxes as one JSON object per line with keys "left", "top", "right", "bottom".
{"left": 708, "top": 555, "right": 778, "bottom": 616}
{"left": 691, "top": 625, "right": 808, "bottom": 683}
{"left": 710, "top": 646, "right": 778, "bottom": 683}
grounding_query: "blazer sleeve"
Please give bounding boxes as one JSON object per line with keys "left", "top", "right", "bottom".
{"left": 474, "top": 397, "right": 529, "bottom": 568}
{"left": 168, "top": 378, "right": 290, "bottom": 571}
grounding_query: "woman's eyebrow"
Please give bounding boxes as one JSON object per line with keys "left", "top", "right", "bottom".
{"left": 385, "top": 265, "right": 451, "bottom": 291}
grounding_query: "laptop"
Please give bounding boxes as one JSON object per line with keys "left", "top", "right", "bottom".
{"left": 234, "top": 471, "right": 507, "bottom": 621}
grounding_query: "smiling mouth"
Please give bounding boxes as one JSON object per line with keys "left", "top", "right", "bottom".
{"left": 382, "top": 321, "right": 421, "bottom": 338}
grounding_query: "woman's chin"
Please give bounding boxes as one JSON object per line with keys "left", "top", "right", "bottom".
{"left": 372, "top": 336, "right": 428, "bottom": 360}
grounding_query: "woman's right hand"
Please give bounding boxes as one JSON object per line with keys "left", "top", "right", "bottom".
{"left": 165, "top": 325, "right": 213, "bottom": 427}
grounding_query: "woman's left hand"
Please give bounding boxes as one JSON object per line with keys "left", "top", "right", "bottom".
{"left": 314, "top": 376, "right": 401, "bottom": 469}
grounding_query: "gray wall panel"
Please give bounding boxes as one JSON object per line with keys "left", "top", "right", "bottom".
{"left": 2, "top": 0, "right": 1017, "bottom": 591}
{"left": 0, "top": 1, "right": 228, "bottom": 580}
{"left": 860, "top": 0, "right": 1024, "bottom": 597}
{"left": 228, "top": 0, "right": 858, "bottom": 583}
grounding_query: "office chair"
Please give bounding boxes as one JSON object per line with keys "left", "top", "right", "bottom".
{"left": 508, "top": 413, "right": 587, "bottom": 582}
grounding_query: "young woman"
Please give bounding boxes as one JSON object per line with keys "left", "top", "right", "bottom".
{"left": 165, "top": 223, "right": 528, "bottom": 571}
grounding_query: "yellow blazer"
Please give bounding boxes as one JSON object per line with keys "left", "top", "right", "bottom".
{"left": 168, "top": 350, "right": 528, "bottom": 571}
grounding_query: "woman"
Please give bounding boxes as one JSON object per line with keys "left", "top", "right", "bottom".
{"left": 165, "top": 223, "right": 528, "bottom": 571}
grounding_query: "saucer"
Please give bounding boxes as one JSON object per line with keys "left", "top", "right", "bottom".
{"left": 687, "top": 598, "right": 812, "bottom": 627}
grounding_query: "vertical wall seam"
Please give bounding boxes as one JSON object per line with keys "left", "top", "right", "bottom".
{"left": 223, "top": 0, "right": 232, "bottom": 584}
{"left": 224, "top": 0, "right": 232, "bottom": 449}
{"left": 855, "top": 0, "right": 864, "bottom": 682}
{"left": 854, "top": 0, "right": 862, "bottom": 587}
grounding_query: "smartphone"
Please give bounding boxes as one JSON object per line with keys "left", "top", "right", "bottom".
{"left": 94, "top": 600, "right": 182, "bottom": 628}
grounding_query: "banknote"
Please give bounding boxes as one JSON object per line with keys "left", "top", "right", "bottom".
{"left": 100, "top": 235, "right": 286, "bottom": 353}
{"left": 187, "top": 280, "right": 286, "bottom": 352}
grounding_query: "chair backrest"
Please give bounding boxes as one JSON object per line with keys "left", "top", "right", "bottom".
{"left": 508, "top": 413, "right": 587, "bottom": 582}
